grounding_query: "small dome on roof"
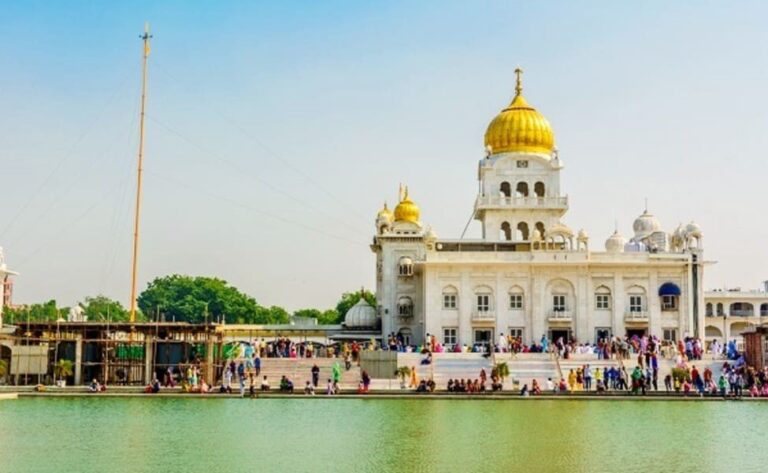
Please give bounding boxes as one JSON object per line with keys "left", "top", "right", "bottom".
{"left": 605, "top": 230, "right": 626, "bottom": 253}
{"left": 633, "top": 210, "right": 661, "bottom": 241}
{"left": 344, "top": 298, "right": 377, "bottom": 329}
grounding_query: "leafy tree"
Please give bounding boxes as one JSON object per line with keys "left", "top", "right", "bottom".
{"left": 317, "top": 309, "right": 341, "bottom": 325}
{"left": 292, "top": 308, "right": 342, "bottom": 325}
{"left": 255, "top": 305, "right": 290, "bottom": 324}
{"left": 137, "top": 275, "right": 262, "bottom": 323}
{"left": 80, "top": 295, "right": 137, "bottom": 322}
{"left": 4, "top": 300, "right": 65, "bottom": 323}
{"left": 335, "top": 290, "right": 376, "bottom": 320}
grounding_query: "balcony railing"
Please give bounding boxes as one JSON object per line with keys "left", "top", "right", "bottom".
{"left": 471, "top": 310, "right": 495, "bottom": 321}
{"left": 475, "top": 195, "right": 568, "bottom": 209}
{"left": 548, "top": 310, "right": 572, "bottom": 321}
{"left": 625, "top": 311, "right": 649, "bottom": 322}
{"left": 729, "top": 310, "right": 756, "bottom": 317}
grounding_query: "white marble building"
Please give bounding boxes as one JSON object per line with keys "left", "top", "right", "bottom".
{"left": 372, "top": 70, "right": 706, "bottom": 347}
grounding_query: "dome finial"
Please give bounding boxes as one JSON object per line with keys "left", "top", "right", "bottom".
{"left": 514, "top": 67, "right": 523, "bottom": 96}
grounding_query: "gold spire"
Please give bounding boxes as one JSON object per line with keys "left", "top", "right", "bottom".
{"left": 484, "top": 68, "right": 555, "bottom": 155}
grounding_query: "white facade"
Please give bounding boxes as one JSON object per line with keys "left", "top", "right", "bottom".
{"left": 372, "top": 78, "right": 707, "bottom": 347}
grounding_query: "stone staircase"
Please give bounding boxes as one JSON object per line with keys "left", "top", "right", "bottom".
{"left": 256, "top": 358, "right": 361, "bottom": 390}
{"left": 393, "top": 353, "right": 560, "bottom": 391}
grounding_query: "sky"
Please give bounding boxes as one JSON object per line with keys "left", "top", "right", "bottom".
{"left": 1, "top": 0, "right": 767, "bottom": 312}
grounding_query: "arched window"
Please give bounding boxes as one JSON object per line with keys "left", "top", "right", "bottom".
{"left": 627, "top": 285, "right": 646, "bottom": 313}
{"left": 761, "top": 303, "right": 768, "bottom": 317}
{"left": 658, "top": 282, "right": 681, "bottom": 311}
{"left": 716, "top": 303, "right": 724, "bottom": 316}
{"left": 500, "top": 222, "right": 512, "bottom": 241}
{"left": 442, "top": 286, "right": 458, "bottom": 310}
{"left": 397, "top": 296, "right": 414, "bottom": 317}
{"left": 509, "top": 286, "right": 524, "bottom": 310}
{"left": 398, "top": 257, "right": 414, "bottom": 277}
{"left": 535, "top": 222, "right": 545, "bottom": 237}
{"left": 500, "top": 181, "right": 511, "bottom": 198}
{"left": 516, "top": 222, "right": 529, "bottom": 241}
{"left": 534, "top": 181, "right": 545, "bottom": 197}
{"left": 516, "top": 182, "right": 529, "bottom": 197}
{"left": 705, "top": 303, "right": 713, "bottom": 317}
{"left": 595, "top": 285, "right": 611, "bottom": 310}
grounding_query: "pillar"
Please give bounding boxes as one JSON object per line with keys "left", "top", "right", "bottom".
{"left": 205, "top": 339, "right": 214, "bottom": 384}
{"left": 144, "top": 339, "right": 153, "bottom": 385}
{"left": 74, "top": 335, "right": 83, "bottom": 385}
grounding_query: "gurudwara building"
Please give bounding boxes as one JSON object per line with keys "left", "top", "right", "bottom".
{"left": 372, "top": 70, "right": 708, "bottom": 347}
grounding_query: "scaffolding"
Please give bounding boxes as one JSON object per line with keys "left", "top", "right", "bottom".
{"left": 0, "top": 321, "right": 224, "bottom": 386}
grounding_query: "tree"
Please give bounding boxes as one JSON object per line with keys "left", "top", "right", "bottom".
{"left": 137, "top": 275, "right": 263, "bottom": 323}
{"left": 292, "top": 308, "right": 342, "bottom": 325}
{"left": 4, "top": 300, "right": 66, "bottom": 323}
{"left": 335, "top": 290, "right": 376, "bottom": 320}
{"left": 80, "top": 295, "right": 136, "bottom": 322}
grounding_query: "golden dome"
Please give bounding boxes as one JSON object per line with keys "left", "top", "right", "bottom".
{"left": 377, "top": 202, "right": 393, "bottom": 220}
{"left": 484, "top": 68, "right": 555, "bottom": 155}
{"left": 394, "top": 187, "right": 420, "bottom": 223}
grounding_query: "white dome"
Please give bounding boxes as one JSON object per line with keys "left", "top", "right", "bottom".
{"left": 632, "top": 210, "right": 661, "bottom": 240}
{"left": 577, "top": 229, "right": 588, "bottom": 240}
{"left": 685, "top": 221, "right": 702, "bottom": 235}
{"left": 605, "top": 230, "right": 626, "bottom": 253}
{"left": 344, "top": 298, "right": 377, "bottom": 329}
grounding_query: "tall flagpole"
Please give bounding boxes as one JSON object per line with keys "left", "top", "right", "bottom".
{"left": 130, "top": 23, "right": 152, "bottom": 323}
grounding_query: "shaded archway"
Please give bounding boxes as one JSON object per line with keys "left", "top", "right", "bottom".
{"left": 500, "top": 222, "right": 512, "bottom": 241}
{"left": 500, "top": 181, "right": 511, "bottom": 198}
{"left": 516, "top": 182, "right": 529, "bottom": 197}
{"left": 534, "top": 181, "right": 545, "bottom": 197}
{"left": 516, "top": 222, "right": 529, "bottom": 240}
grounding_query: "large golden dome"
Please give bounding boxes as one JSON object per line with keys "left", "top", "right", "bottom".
{"left": 484, "top": 68, "right": 555, "bottom": 155}
{"left": 394, "top": 187, "right": 420, "bottom": 223}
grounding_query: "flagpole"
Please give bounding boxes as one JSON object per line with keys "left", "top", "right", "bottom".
{"left": 130, "top": 23, "right": 152, "bottom": 323}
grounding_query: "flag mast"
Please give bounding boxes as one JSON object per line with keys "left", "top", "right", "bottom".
{"left": 130, "top": 23, "right": 152, "bottom": 323}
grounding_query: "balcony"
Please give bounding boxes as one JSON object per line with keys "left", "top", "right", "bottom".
{"left": 729, "top": 310, "right": 756, "bottom": 317}
{"left": 475, "top": 195, "right": 568, "bottom": 210}
{"left": 548, "top": 310, "right": 572, "bottom": 322}
{"left": 471, "top": 310, "right": 495, "bottom": 321}
{"left": 625, "top": 311, "right": 649, "bottom": 322}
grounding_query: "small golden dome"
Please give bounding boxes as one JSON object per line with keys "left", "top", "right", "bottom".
{"left": 394, "top": 187, "right": 420, "bottom": 223}
{"left": 377, "top": 202, "right": 393, "bottom": 220}
{"left": 484, "top": 68, "right": 555, "bottom": 155}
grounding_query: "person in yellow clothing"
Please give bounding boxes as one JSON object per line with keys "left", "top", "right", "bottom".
{"left": 567, "top": 369, "right": 577, "bottom": 392}
{"left": 594, "top": 366, "right": 603, "bottom": 387}
{"left": 409, "top": 366, "right": 418, "bottom": 388}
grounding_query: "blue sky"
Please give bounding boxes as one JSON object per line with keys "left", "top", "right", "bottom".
{"left": 2, "top": 1, "right": 767, "bottom": 310}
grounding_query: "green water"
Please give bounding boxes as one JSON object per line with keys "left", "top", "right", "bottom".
{"left": 0, "top": 398, "right": 765, "bottom": 472}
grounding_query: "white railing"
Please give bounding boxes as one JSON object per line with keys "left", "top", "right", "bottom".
{"left": 548, "top": 310, "right": 572, "bottom": 321}
{"left": 625, "top": 311, "right": 649, "bottom": 321}
{"left": 471, "top": 310, "right": 495, "bottom": 321}
{"left": 475, "top": 195, "right": 568, "bottom": 208}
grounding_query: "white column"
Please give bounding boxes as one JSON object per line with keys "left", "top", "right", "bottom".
{"left": 459, "top": 269, "right": 472, "bottom": 346}
{"left": 613, "top": 273, "right": 624, "bottom": 338}
{"left": 649, "top": 270, "right": 661, "bottom": 338}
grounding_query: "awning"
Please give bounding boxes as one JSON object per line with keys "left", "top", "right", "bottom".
{"left": 659, "top": 282, "right": 681, "bottom": 296}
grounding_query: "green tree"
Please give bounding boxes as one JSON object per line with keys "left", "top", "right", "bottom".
{"left": 4, "top": 300, "right": 65, "bottom": 323}
{"left": 292, "top": 308, "right": 342, "bottom": 325}
{"left": 254, "top": 305, "right": 290, "bottom": 324}
{"left": 335, "top": 290, "right": 376, "bottom": 320}
{"left": 137, "top": 275, "right": 262, "bottom": 323}
{"left": 80, "top": 295, "right": 137, "bottom": 322}
{"left": 318, "top": 309, "right": 341, "bottom": 325}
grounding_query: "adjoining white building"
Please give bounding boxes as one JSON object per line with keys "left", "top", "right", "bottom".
{"left": 372, "top": 70, "right": 707, "bottom": 347}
